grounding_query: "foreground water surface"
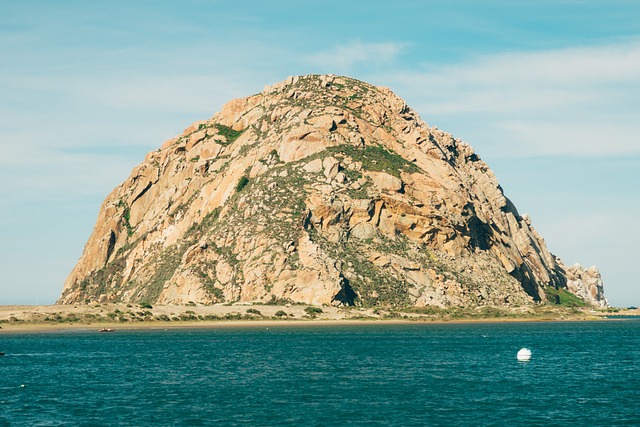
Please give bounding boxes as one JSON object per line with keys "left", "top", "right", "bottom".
{"left": 1, "top": 320, "right": 639, "bottom": 426}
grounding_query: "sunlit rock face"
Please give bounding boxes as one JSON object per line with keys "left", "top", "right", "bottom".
{"left": 59, "top": 75, "right": 607, "bottom": 308}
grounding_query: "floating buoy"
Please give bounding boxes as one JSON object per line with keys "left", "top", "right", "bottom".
{"left": 517, "top": 348, "right": 532, "bottom": 361}
{"left": 20, "top": 384, "right": 26, "bottom": 388}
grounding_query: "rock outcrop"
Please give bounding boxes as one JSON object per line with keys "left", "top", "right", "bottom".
{"left": 58, "top": 75, "right": 608, "bottom": 308}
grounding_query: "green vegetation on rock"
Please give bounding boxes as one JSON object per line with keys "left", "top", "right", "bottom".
{"left": 327, "top": 144, "right": 421, "bottom": 178}
{"left": 544, "top": 286, "right": 588, "bottom": 307}
{"left": 214, "top": 124, "right": 244, "bottom": 144}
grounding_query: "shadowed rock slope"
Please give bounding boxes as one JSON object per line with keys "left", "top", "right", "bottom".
{"left": 59, "top": 75, "right": 607, "bottom": 308}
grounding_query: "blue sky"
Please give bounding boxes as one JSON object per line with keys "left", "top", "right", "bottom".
{"left": 1, "top": 0, "right": 638, "bottom": 306}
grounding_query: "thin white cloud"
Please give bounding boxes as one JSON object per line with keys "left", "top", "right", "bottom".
{"left": 307, "top": 40, "right": 407, "bottom": 72}
{"left": 381, "top": 39, "right": 640, "bottom": 158}
{"left": 430, "top": 42, "right": 640, "bottom": 89}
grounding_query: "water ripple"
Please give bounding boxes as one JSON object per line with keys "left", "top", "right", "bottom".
{"left": 2, "top": 321, "right": 640, "bottom": 425}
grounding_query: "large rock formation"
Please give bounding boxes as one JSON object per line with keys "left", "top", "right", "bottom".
{"left": 59, "top": 75, "right": 607, "bottom": 308}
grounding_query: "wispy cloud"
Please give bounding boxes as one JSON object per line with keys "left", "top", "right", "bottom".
{"left": 381, "top": 39, "right": 640, "bottom": 158}
{"left": 306, "top": 40, "right": 407, "bottom": 73}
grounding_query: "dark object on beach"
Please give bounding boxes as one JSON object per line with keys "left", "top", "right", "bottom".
{"left": 99, "top": 328, "right": 114, "bottom": 333}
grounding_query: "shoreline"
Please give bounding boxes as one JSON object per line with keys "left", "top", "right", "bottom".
{"left": 0, "top": 316, "right": 610, "bottom": 334}
{"left": 0, "top": 303, "right": 629, "bottom": 334}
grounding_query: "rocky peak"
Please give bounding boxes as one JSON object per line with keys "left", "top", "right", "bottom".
{"left": 58, "top": 74, "right": 607, "bottom": 308}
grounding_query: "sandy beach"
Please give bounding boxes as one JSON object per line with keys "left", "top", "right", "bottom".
{"left": 0, "top": 303, "right": 627, "bottom": 334}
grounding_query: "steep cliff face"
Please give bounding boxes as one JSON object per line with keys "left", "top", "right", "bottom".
{"left": 59, "top": 75, "right": 607, "bottom": 308}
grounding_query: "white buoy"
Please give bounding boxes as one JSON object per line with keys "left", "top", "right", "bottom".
{"left": 517, "top": 348, "right": 532, "bottom": 361}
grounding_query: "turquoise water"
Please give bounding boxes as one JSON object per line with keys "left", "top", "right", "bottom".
{"left": 1, "top": 321, "right": 639, "bottom": 426}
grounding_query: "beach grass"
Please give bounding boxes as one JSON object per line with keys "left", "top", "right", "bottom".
{"left": 0, "top": 303, "right": 623, "bottom": 333}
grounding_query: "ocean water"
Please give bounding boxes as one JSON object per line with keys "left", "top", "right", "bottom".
{"left": 1, "top": 320, "right": 639, "bottom": 426}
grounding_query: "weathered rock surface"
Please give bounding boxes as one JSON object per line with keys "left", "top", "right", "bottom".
{"left": 58, "top": 74, "right": 608, "bottom": 308}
